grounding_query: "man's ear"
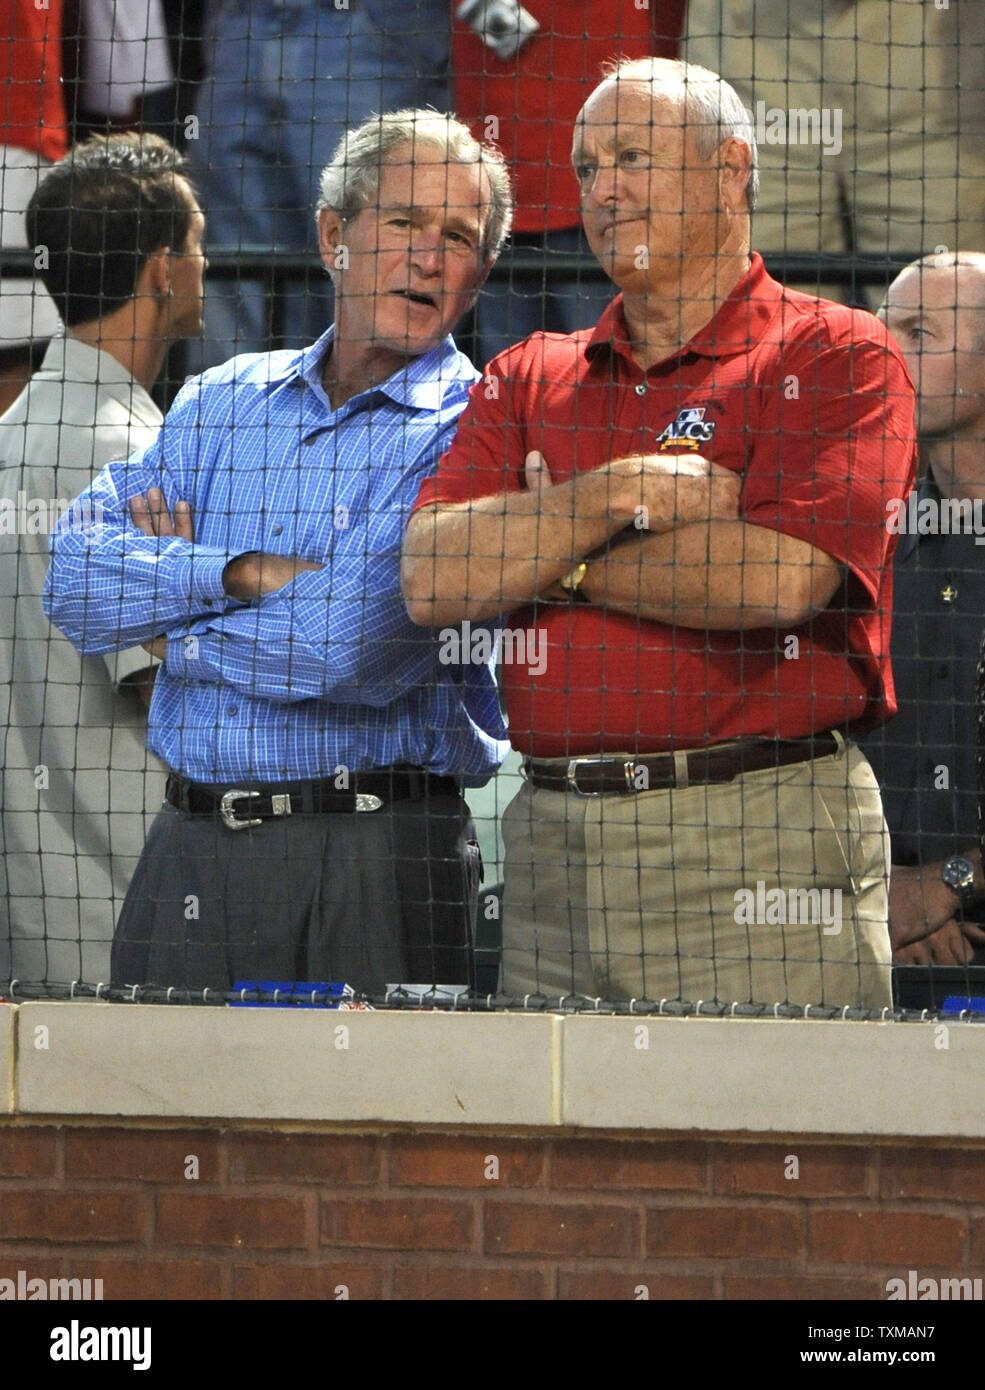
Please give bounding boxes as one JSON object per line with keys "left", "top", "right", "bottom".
{"left": 719, "top": 136, "right": 752, "bottom": 212}
{"left": 317, "top": 207, "right": 346, "bottom": 270}
{"left": 138, "top": 246, "right": 170, "bottom": 300}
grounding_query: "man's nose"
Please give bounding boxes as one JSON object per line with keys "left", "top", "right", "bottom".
{"left": 410, "top": 232, "right": 443, "bottom": 273}
{"left": 585, "top": 162, "right": 620, "bottom": 203}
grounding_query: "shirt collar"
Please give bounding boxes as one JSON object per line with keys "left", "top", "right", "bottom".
{"left": 41, "top": 334, "right": 161, "bottom": 422}
{"left": 294, "top": 326, "right": 475, "bottom": 413}
{"left": 586, "top": 252, "right": 782, "bottom": 367}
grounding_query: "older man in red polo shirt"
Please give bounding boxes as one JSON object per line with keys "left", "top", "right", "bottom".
{"left": 402, "top": 57, "right": 917, "bottom": 1009}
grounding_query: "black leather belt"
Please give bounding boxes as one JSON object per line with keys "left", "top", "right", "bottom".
{"left": 523, "top": 733, "right": 841, "bottom": 796}
{"left": 165, "top": 768, "right": 461, "bottom": 829}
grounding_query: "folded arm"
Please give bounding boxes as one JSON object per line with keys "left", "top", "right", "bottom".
{"left": 166, "top": 562, "right": 446, "bottom": 705}
{"left": 402, "top": 450, "right": 741, "bottom": 626}
{"left": 43, "top": 448, "right": 237, "bottom": 654}
{"left": 131, "top": 493, "right": 423, "bottom": 705}
{"left": 575, "top": 520, "right": 844, "bottom": 629}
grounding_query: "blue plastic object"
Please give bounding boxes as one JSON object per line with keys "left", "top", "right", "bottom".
{"left": 229, "top": 980, "right": 352, "bottom": 1008}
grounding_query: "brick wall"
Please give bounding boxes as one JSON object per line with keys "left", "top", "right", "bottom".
{"left": 1, "top": 1123, "right": 984, "bottom": 1299}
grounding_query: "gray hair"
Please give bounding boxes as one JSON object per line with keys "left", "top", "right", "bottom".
{"left": 596, "top": 57, "right": 759, "bottom": 213}
{"left": 316, "top": 109, "right": 513, "bottom": 260}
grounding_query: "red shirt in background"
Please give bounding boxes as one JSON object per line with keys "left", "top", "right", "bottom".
{"left": 451, "top": 0, "right": 683, "bottom": 233}
{"left": 413, "top": 254, "right": 918, "bottom": 757}
{"left": 2, "top": 0, "right": 68, "bottom": 162}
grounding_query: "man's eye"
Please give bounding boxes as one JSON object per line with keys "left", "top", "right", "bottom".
{"left": 619, "top": 149, "right": 648, "bottom": 167}
{"left": 446, "top": 230, "right": 472, "bottom": 247}
{"left": 574, "top": 163, "right": 596, "bottom": 182}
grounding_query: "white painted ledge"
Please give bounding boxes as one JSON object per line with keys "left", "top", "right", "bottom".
{"left": 4, "top": 1002, "right": 985, "bottom": 1136}
{"left": 561, "top": 1015, "right": 985, "bottom": 1136}
{"left": 1, "top": 1004, "right": 14, "bottom": 1114}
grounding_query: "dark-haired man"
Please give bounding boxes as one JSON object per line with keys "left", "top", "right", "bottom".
{"left": 45, "top": 111, "right": 512, "bottom": 996}
{"left": 0, "top": 131, "right": 205, "bottom": 988}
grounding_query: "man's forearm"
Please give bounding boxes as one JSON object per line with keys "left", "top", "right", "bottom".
{"left": 44, "top": 529, "right": 234, "bottom": 653}
{"left": 403, "top": 494, "right": 624, "bottom": 626}
{"left": 402, "top": 456, "right": 739, "bottom": 625}
{"left": 889, "top": 851, "right": 985, "bottom": 951}
{"left": 577, "top": 521, "right": 843, "bottom": 630}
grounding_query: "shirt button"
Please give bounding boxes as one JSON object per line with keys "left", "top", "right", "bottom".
{"left": 228, "top": 706, "right": 238, "bottom": 717}
{"left": 203, "top": 598, "right": 213, "bottom": 607}
{"left": 272, "top": 525, "right": 283, "bottom": 536}
{"left": 635, "top": 383, "right": 647, "bottom": 396}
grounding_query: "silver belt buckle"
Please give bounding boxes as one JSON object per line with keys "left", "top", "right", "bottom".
{"left": 355, "top": 793, "right": 383, "bottom": 812}
{"left": 219, "top": 789, "right": 263, "bottom": 830}
{"left": 566, "top": 757, "right": 605, "bottom": 796}
{"left": 566, "top": 757, "right": 638, "bottom": 796}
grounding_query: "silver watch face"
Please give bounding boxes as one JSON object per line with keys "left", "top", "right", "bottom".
{"left": 942, "top": 855, "right": 976, "bottom": 892}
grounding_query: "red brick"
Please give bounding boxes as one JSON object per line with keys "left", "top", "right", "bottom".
{"left": 0, "top": 1191, "right": 144, "bottom": 1244}
{"left": 0, "top": 1257, "right": 65, "bottom": 1285}
{"left": 715, "top": 1145, "right": 869, "bottom": 1198}
{"left": 234, "top": 1263, "right": 385, "bottom": 1300}
{"left": 810, "top": 1209, "right": 965, "bottom": 1267}
{"left": 84, "top": 1259, "right": 226, "bottom": 1300}
{"left": 391, "top": 1135, "right": 544, "bottom": 1188}
{"left": 552, "top": 1139, "right": 707, "bottom": 1192}
{"left": 0, "top": 1127, "right": 58, "bottom": 1178}
{"left": 880, "top": 1147, "right": 985, "bottom": 1201}
{"left": 558, "top": 1270, "right": 714, "bottom": 1300}
{"left": 963, "top": 1217, "right": 985, "bottom": 1265}
{"left": 321, "top": 1196, "right": 474, "bottom": 1252}
{"left": 646, "top": 1204, "right": 801, "bottom": 1259}
{"left": 66, "top": 1129, "right": 220, "bottom": 1183}
{"left": 724, "top": 1273, "right": 886, "bottom": 1301}
{"left": 393, "top": 1262, "right": 551, "bottom": 1299}
{"left": 157, "top": 1194, "right": 308, "bottom": 1250}
{"left": 229, "top": 1133, "right": 380, "bottom": 1186}
{"left": 485, "top": 1200, "right": 639, "bottom": 1258}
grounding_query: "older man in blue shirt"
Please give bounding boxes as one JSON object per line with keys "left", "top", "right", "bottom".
{"left": 44, "top": 110, "right": 513, "bottom": 994}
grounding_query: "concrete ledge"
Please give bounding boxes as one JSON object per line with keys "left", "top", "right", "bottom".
{"left": 12, "top": 1003, "right": 558, "bottom": 1126}
{"left": 0, "top": 1005, "right": 14, "bottom": 1114}
{"left": 561, "top": 1014, "right": 985, "bottom": 1137}
{"left": 7, "top": 1002, "right": 985, "bottom": 1135}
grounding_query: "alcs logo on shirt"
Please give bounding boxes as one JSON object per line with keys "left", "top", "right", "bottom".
{"left": 655, "top": 406, "right": 716, "bottom": 452}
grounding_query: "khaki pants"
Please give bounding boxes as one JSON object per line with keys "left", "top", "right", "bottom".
{"left": 684, "top": 0, "right": 985, "bottom": 261}
{"left": 501, "top": 738, "right": 892, "bottom": 1008}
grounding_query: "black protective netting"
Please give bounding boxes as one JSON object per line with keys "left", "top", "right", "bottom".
{"left": 2, "top": 0, "right": 985, "bottom": 1016}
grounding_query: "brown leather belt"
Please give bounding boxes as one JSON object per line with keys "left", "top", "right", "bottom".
{"left": 166, "top": 768, "right": 461, "bottom": 829}
{"left": 523, "top": 733, "right": 841, "bottom": 796}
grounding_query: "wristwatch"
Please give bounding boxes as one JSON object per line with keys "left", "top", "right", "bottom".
{"left": 941, "top": 854, "right": 977, "bottom": 910}
{"left": 559, "top": 562, "right": 589, "bottom": 600}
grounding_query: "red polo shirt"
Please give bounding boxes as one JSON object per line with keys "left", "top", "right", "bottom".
{"left": 414, "top": 253, "right": 917, "bottom": 757}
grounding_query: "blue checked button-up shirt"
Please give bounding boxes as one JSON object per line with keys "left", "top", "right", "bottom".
{"left": 43, "top": 330, "right": 509, "bottom": 786}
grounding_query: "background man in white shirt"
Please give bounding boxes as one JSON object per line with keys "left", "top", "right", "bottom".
{"left": 0, "top": 131, "right": 206, "bottom": 989}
